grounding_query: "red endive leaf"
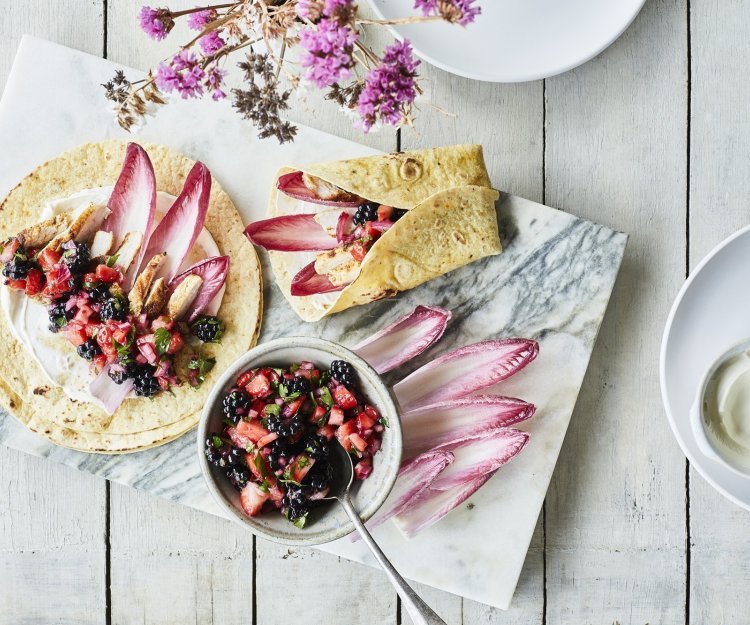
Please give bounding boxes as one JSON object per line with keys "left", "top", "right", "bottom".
{"left": 277, "top": 171, "right": 361, "bottom": 207}
{"left": 141, "top": 161, "right": 211, "bottom": 282}
{"left": 393, "top": 339, "right": 539, "bottom": 412}
{"left": 392, "top": 428, "right": 530, "bottom": 537}
{"left": 245, "top": 214, "right": 338, "bottom": 252}
{"left": 290, "top": 260, "right": 346, "bottom": 296}
{"left": 351, "top": 449, "right": 453, "bottom": 540}
{"left": 402, "top": 395, "right": 536, "bottom": 457}
{"left": 105, "top": 143, "right": 157, "bottom": 286}
{"left": 352, "top": 305, "right": 451, "bottom": 374}
{"left": 170, "top": 255, "right": 230, "bottom": 321}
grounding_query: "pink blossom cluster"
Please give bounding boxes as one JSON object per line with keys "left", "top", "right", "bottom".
{"left": 414, "top": 0, "right": 481, "bottom": 25}
{"left": 156, "top": 50, "right": 226, "bottom": 101}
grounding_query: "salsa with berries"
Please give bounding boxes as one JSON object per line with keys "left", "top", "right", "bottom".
{"left": 0, "top": 237, "right": 224, "bottom": 397}
{"left": 205, "top": 359, "right": 386, "bottom": 528}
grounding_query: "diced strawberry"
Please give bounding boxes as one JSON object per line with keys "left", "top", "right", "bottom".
{"left": 349, "top": 433, "right": 368, "bottom": 452}
{"left": 61, "top": 322, "right": 88, "bottom": 347}
{"left": 95, "top": 264, "right": 121, "bottom": 283}
{"left": 257, "top": 432, "right": 279, "bottom": 448}
{"left": 328, "top": 406, "right": 344, "bottom": 426}
{"left": 286, "top": 397, "right": 304, "bottom": 415}
{"left": 96, "top": 326, "right": 118, "bottom": 360}
{"left": 357, "top": 412, "right": 377, "bottom": 430}
{"left": 268, "top": 484, "right": 285, "bottom": 508}
{"left": 251, "top": 398, "right": 267, "bottom": 415}
{"left": 354, "top": 458, "right": 373, "bottom": 480}
{"left": 290, "top": 454, "right": 315, "bottom": 483}
{"left": 236, "top": 370, "right": 254, "bottom": 388}
{"left": 0, "top": 238, "right": 20, "bottom": 263}
{"left": 24, "top": 269, "right": 44, "bottom": 296}
{"left": 336, "top": 419, "right": 357, "bottom": 452}
{"left": 5, "top": 279, "right": 26, "bottom": 291}
{"left": 349, "top": 241, "right": 368, "bottom": 262}
{"left": 245, "top": 451, "right": 277, "bottom": 487}
{"left": 333, "top": 385, "right": 358, "bottom": 410}
{"left": 83, "top": 272, "right": 99, "bottom": 287}
{"left": 151, "top": 315, "right": 174, "bottom": 331}
{"left": 73, "top": 304, "right": 95, "bottom": 324}
{"left": 317, "top": 424, "right": 336, "bottom": 440}
{"left": 92, "top": 353, "right": 108, "bottom": 373}
{"left": 245, "top": 373, "right": 271, "bottom": 398}
{"left": 240, "top": 483, "right": 269, "bottom": 517}
{"left": 227, "top": 419, "right": 270, "bottom": 449}
{"left": 364, "top": 405, "right": 380, "bottom": 420}
{"left": 36, "top": 248, "right": 60, "bottom": 272}
{"left": 166, "top": 331, "right": 183, "bottom": 355}
{"left": 112, "top": 327, "right": 131, "bottom": 346}
{"left": 377, "top": 205, "right": 394, "bottom": 221}
{"left": 365, "top": 222, "right": 382, "bottom": 240}
{"left": 309, "top": 405, "right": 327, "bottom": 423}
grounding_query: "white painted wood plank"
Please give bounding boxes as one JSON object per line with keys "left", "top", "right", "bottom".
{"left": 689, "top": 0, "right": 750, "bottom": 622}
{"left": 0, "top": 4, "right": 106, "bottom": 624}
{"left": 544, "top": 1, "right": 688, "bottom": 623}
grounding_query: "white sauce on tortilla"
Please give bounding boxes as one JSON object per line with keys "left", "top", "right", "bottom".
{"left": 0, "top": 187, "right": 221, "bottom": 410}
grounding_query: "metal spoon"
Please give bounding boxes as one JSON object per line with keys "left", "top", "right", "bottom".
{"left": 324, "top": 441, "right": 448, "bottom": 625}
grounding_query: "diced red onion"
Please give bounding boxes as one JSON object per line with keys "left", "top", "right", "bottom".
{"left": 368, "top": 221, "right": 393, "bottom": 233}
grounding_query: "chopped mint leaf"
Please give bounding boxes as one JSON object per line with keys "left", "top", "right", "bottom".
{"left": 254, "top": 454, "right": 271, "bottom": 479}
{"left": 379, "top": 415, "right": 390, "bottom": 428}
{"left": 320, "top": 371, "right": 331, "bottom": 385}
{"left": 297, "top": 455, "right": 309, "bottom": 468}
{"left": 279, "top": 384, "right": 288, "bottom": 399}
{"left": 319, "top": 387, "right": 334, "bottom": 408}
{"left": 290, "top": 363, "right": 300, "bottom": 373}
{"left": 245, "top": 442, "right": 255, "bottom": 453}
{"left": 258, "top": 480, "right": 270, "bottom": 493}
{"left": 222, "top": 417, "right": 235, "bottom": 426}
{"left": 106, "top": 253, "right": 120, "bottom": 267}
{"left": 211, "top": 435, "right": 223, "bottom": 448}
{"left": 263, "top": 404, "right": 281, "bottom": 416}
{"left": 154, "top": 328, "right": 171, "bottom": 355}
{"left": 188, "top": 355, "right": 216, "bottom": 387}
{"left": 293, "top": 514, "right": 307, "bottom": 529}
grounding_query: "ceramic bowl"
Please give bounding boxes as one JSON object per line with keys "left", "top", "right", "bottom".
{"left": 197, "top": 336, "right": 403, "bottom": 546}
{"left": 690, "top": 338, "right": 750, "bottom": 478}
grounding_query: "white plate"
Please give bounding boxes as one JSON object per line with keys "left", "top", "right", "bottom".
{"left": 661, "top": 226, "right": 750, "bottom": 510}
{"left": 367, "top": 0, "right": 646, "bottom": 82}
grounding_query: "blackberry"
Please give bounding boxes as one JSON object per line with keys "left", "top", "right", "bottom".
{"left": 352, "top": 202, "right": 379, "bottom": 226}
{"left": 108, "top": 359, "right": 138, "bottom": 385}
{"left": 2, "top": 257, "right": 31, "bottom": 280}
{"left": 226, "top": 466, "right": 250, "bottom": 490}
{"left": 77, "top": 339, "right": 101, "bottom": 361}
{"left": 267, "top": 439, "right": 292, "bottom": 470}
{"left": 133, "top": 366, "right": 161, "bottom": 397}
{"left": 61, "top": 241, "right": 90, "bottom": 273}
{"left": 303, "top": 435, "right": 330, "bottom": 460}
{"left": 47, "top": 299, "right": 73, "bottom": 333}
{"left": 87, "top": 283, "right": 111, "bottom": 302}
{"left": 282, "top": 376, "right": 310, "bottom": 396}
{"left": 222, "top": 390, "right": 252, "bottom": 423}
{"left": 329, "top": 360, "right": 356, "bottom": 387}
{"left": 282, "top": 484, "right": 310, "bottom": 521}
{"left": 100, "top": 296, "right": 128, "bottom": 322}
{"left": 191, "top": 315, "right": 224, "bottom": 343}
{"left": 304, "top": 460, "right": 333, "bottom": 492}
{"left": 205, "top": 434, "right": 236, "bottom": 468}
{"left": 265, "top": 415, "right": 283, "bottom": 434}
{"left": 277, "top": 416, "right": 305, "bottom": 438}
{"left": 391, "top": 208, "right": 408, "bottom": 222}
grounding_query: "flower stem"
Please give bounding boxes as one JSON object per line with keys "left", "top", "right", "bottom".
{"left": 356, "top": 15, "right": 444, "bottom": 26}
{"left": 171, "top": 3, "right": 235, "bottom": 19}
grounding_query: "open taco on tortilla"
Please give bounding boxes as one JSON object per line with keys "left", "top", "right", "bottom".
{"left": 245, "top": 145, "right": 501, "bottom": 322}
{"left": 0, "top": 141, "right": 262, "bottom": 453}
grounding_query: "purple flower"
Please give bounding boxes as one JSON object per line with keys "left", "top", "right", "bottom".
{"left": 199, "top": 30, "right": 225, "bottom": 55}
{"left": 138, "top": 6, "right": 174, "bottom": 40}
{"left": 155, "top": 50, "right": 206, "bottom": 99}
{"left": 187, "top": 8, "right": 216, "bottom": 30}
{"left": 297, "top": 0, "right": 323, "bottom": 20}
{"left": 323, "top": 0, "right": 356, "bottom": 24}
{"left": 414, "top": 0, "right": 481, "bottom": 25}
{"left": 357, "top": 40, "right": 420, "bottom": 132}
{"left": 299, "top": 19, "right": 358, "bottom": 88}
{"left": 205, "top": 66, "right": 227, "bottom": 101}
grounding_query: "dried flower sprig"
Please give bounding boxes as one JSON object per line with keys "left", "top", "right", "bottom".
{"left": 104, "top": 0, "right": 481, "bottom": 142}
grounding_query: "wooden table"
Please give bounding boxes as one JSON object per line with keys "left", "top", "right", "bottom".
{"left": 1, "top": 1, "right": 748, "bottom": 623}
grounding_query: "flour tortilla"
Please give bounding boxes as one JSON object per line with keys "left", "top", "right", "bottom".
{"left": 267, "top": 145, "right": 501, "bottom": 322}
{"left": 0, "top": 140, "right": 263, "bottom": 452}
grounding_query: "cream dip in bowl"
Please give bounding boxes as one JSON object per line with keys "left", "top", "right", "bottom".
{"left": 692, "top": 339, "right": 750, "bottom": 477}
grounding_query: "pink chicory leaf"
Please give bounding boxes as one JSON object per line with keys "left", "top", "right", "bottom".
{"left": 402, "top": 395, "right": 536, "bottom": 458}
{"left": 105, "top": 143, "right": 157, "bottom": 287}
{"left": 170, "top": 255, "right": 229, "bottom": 321}
{"left": 89, "top": 365, "right": 134, "bottom": 415}
{"left": 393, "top": 338, "right": 539, "bottom": 412}
{"left": 336, "top": 211, "right": 352, "bottom": 243}
{"left": 245, "top": 214, "right": 338, "bottom": 252}
{"left": 140, "top": 161, "right": 211, "bottom": 281}
{"left": 277, "top": 170, "right": 361, "bottom": 207}
{"left": 353, "top": 305, "right": 451, "bottom": 374}
{"left": 290, "top": 260, "right": 346, "bottom": 296}
{"left": 392, "top": 427, "right": 530, "bottom": 537}
{"left": 351, "top": 449, "right": 453, "bottom": 540}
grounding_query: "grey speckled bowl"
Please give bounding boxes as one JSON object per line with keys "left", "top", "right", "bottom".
{"left": 198, "top": 337, "right": 403, "bottom": 546}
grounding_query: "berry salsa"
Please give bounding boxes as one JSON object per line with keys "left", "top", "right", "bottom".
{"left": 205, "top": 359, "right": 386, "bottom": 528}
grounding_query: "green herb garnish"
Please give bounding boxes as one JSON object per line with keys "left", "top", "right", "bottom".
{"left": 106, "top": 253, "right": 120, "bottom": 267}
{"left": 154, "top": 328, "right": 171, "bottom": 355}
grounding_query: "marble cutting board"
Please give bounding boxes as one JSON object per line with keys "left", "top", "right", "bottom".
{"left": 0, "top": 36, "right": 627, "bottom": 610}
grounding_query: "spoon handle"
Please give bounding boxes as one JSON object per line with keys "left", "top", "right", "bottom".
{"left": 339, "top": 494, "right": 448, "bottom": 625}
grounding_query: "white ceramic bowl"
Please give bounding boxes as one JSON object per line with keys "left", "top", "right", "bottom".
{"left": 690, "top": 339, "right": 750, "bottom": 478}
{"left": 197, "top": 337, "right": 403, "bottom": 546}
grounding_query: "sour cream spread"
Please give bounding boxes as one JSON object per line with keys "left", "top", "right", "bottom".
{"left": 703, "top": 349, "right": 750, "bottom": 470}
{"left": 0, "top": 186, "right": 221, "bottom": 409}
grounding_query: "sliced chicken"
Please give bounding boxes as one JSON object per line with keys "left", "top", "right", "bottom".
{"left": 17, "top": 213, "right": 72, "bottom": 248}
{"left": 302, "top": 173, "right": 359, "bottom": 203}
{"left": 129, "top": 253, "right": 167, "bottom": 316}
{"left": 44, "top": 203, "right": 110, "bottom": 252}
{"left": 143, "top": 277, "right": 167, "bottom": 317}
{"left": 89, "top": 230, "right": 115, "bottom": 259}
{"left": 314, "top": 245, "right": 362, "bottom": 287}
{"left": 111, "top": 231, "right": 143, "bottom": 274}
{"left": 166, "top": 274, "right": 203, "bottom": 320}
